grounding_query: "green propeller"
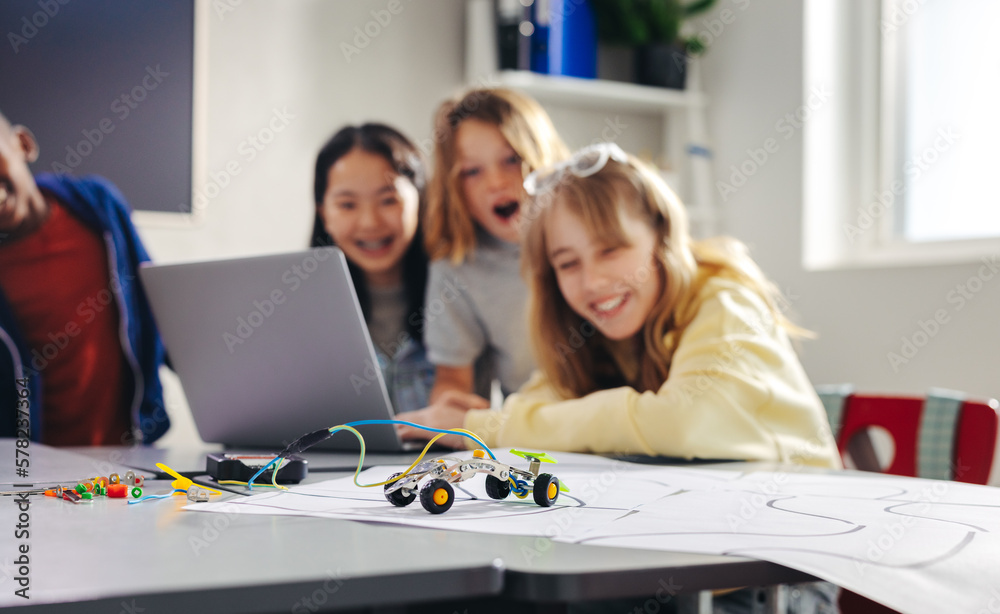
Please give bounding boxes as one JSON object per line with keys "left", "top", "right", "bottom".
{"left": 509, "top": 449, "right": 557, "bottom": 463}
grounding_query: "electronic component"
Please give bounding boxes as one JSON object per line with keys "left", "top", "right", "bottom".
{"left": 206, "top": 453, "right": 307, "bottom": 484}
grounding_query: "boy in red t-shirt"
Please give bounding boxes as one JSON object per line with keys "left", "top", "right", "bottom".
{"left": 0, "top": 111, "right": 169, "bottom": 445}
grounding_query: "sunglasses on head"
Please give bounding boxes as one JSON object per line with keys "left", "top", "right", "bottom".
{"left": 523, "top": 142, "right": 629, "bottom": 197}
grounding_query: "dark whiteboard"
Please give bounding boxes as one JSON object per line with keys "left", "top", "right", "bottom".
{"left": 0, "top": 0, "right": 194, "bottom": 213}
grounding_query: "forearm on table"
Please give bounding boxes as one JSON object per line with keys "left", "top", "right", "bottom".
{"left": 429, "top": 364, "right": 474, "bottom": 402}
{"left": 464, "top": 369, "right": 772, "bottom": 459}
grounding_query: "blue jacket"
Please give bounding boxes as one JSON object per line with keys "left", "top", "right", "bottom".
{"left": 0, "top": 173, "right": 170, "bottom": 444}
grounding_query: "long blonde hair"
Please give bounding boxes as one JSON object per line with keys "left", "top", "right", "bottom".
{"left": 424, "top": 88, "right": 568, "bottom": 263}
{"left": 523, "top": 153, "right": 802, "bottom": 399}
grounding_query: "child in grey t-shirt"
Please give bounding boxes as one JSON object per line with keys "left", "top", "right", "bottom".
{"left": 424, "top": 228, "right": 533, "bottom": 399}
{"left": 421, "top": 87, "right": 569, "bottom": 403}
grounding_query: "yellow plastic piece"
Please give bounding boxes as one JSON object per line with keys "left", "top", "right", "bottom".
{"left": 433, "top": 488, "right": 449, "bottom": 505}
{"left": 156, "top": 462, "right": 222, "bottom": 497}
{"left": 547, "top": 482, "right": 557, "bottom": 500}
{"left": 472, "top": 449, "right": 485, "bottom": 459}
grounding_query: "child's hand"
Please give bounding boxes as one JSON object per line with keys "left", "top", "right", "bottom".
{"left": 396, "top": 391, "right": 491, "bottom": 449}
{"left": 434, "top": 389, "right": 491, "bottom": 411}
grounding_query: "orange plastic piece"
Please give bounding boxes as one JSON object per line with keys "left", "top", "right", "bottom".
{"left": 107, "top": 484, "right": 129, "bottom": 498}
{"left": 433, "top": 488, "right": 449, "bottom": 505}
{"left": 472, "top": 449, "right": 486, "bottom": 459}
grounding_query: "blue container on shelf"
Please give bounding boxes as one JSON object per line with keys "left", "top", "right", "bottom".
{"left": 530, "top": 0, "right": 597, "bottom": 79}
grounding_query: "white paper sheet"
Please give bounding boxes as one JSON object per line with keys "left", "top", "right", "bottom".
{"left": 186, "top": 452, "right": 1000, "bottom": 613}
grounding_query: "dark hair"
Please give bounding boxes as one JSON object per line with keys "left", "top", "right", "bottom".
{"left": 311, "top": 123, "right": 429, "bottom": 344}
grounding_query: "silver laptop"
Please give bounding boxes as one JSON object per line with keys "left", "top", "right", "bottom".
{"left": 139, "top": 248, "right": 410, "bottom": 452}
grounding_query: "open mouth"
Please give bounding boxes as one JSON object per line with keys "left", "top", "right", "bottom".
{"left": 590, "top": 293, "right": 630, "bottom": 319}
{"left": 493, "top": 200, "right": 519, "bottom": 220}
{"left": 355, "top": 237, "right": 394, "bottom": 253}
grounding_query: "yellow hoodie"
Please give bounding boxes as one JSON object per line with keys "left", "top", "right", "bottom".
{"left": 463, "top": 274, "right": 842, "bottom": 469}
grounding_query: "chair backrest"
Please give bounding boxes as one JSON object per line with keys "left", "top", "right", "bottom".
{"left": 816, "top": 386, "right": 1000, "bottom": 485}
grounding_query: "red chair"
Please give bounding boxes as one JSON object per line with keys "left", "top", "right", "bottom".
{"left": 817, "top": 387, "right": 1000, "bottom": 613}
{"left": 818, "top": 387, "right": 1000, "bottom": 484}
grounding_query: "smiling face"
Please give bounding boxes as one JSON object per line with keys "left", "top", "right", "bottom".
{"left": 545, "top": 199, "right": 664, "bottom": 341}
{"left": 0, "top": 118, "right": 46, "bottom": 236}
{"left": 319, "top": 148, "right": 420, "bottom": 287}
{"left": 454, "top": 119, "right": 525, "bottom": 244}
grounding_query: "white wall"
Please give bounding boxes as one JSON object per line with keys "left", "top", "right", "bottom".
{"left": 142, "top": 0, "right": 468, "bottom": 446}
{"left": 139, "top": 0, "right": 466, "bottom": 264}
{"left": 698, "top": 0, "right": 1000, "bottom": 401}
{"left": 145, "top": 0, "right": 1000, "bottom": 447}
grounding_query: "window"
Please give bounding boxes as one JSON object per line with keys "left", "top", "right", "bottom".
{"left": 884, "top": 0, "right": 1000, "bottom": 243}
{"left": 803, "top": 0, "right": 1000, "bottom": 269}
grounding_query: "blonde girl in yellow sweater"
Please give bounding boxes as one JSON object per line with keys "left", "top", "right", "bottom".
{"left": 401, "top": 143, "right": 839, "bottom": 470}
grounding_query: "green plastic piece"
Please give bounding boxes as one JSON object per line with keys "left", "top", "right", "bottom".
{"left": 130, "top": 487, "right": 143, "bottom": 499}
{"left": 559, "top": 481, "right": 570, "bottom": 493}
{"left": 81, "top": 492, "right": 93, "bottom": 500}
{"left": 509, "top": 449, "right": 557, "bottom": 463}
{"left": 75, "top": 484, "right": 87, "bottom": 494}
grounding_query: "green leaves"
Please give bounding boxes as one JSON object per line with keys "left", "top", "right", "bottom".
{"left": 589, "top": 0, "right": 718, "bottom": 49}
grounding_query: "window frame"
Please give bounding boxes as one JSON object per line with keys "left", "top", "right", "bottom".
{"left": 802, "top": 0, "right": 1000, "bottom": 271}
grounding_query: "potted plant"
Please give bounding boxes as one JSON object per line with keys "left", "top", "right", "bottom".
{"left": 588, "top": 0, "right": 717, "bottom": 89}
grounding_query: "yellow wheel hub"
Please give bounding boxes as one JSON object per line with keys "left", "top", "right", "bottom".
{"left": 433, "top": 488, "right": 449, "bottom": 505}
{"left": 547, "top": 482, "right": 557, "bottom": 500}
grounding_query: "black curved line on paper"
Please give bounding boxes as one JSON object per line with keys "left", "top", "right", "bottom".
{"left": 243, "top": 487, "right": 596, "bottom": 515}
{"left": 883, "top": 501, "right": 988, "bottom": 532}
{"left": 721, "top": 482, "right": 911, "bottom": 501}
{"left": 432, "top": 505, "right": 568, "bottom": 521}
{"left": 765, "top": 496, "right": 863, "bottom": 525}
{"left": 723, "top": 531, "right": 975, "bottom": 570}
{"left": 575, "top": 524, "right": 865, "bottom": 545}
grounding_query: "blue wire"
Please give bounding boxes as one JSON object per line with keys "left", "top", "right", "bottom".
{"left": 127, "top": 488, "right": 186, "bottom": 504}
{"left": 246, "top": 456, "right": 282, "bottom": 490}
{"left": 246, "top": 420, "right": 497, "bottom": 490}
{"left": 342, "top": 420, "right": 497, "bottom": 460}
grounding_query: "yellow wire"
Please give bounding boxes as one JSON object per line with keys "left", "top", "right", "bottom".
{"left": 216, "top": 458, "right": 289, "bottom": 490}
{"left": 349, "top": 426, "right": 493, "bottom": 489}
{"left": 224, "top": 425, "right": 496, "bottom": 491}
{"left": 354, "top": 431, "right": 449, "bottom": 488}
{"left": 270, "top": 458, "right": 288, "bottom": 490}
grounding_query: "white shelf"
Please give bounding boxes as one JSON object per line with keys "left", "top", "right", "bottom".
{"left": 492, "top": 71, "right": 707, "bottom": 114}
